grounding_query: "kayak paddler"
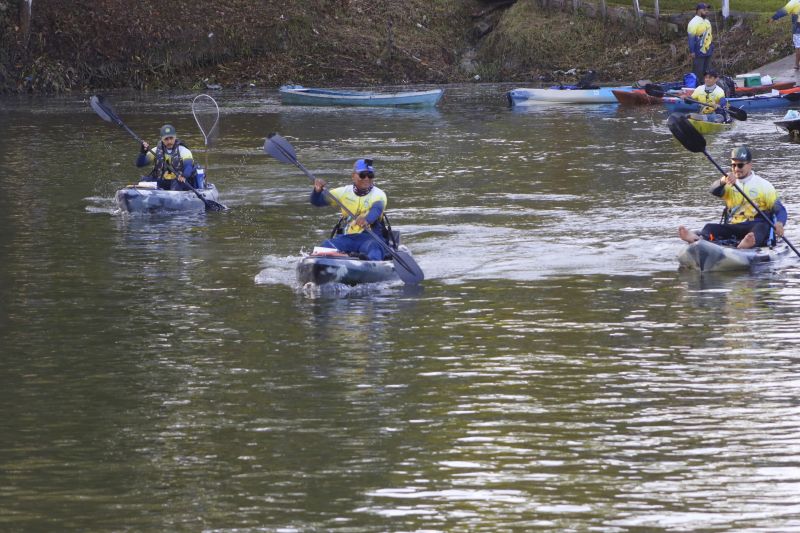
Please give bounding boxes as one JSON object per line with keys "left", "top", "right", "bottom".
{"left": 136, "top": 124, "right": 199, "bottom": 191}
{"left": 687, "top": 70, "right": 729, "bottom": 123}
{"left": 679, "top": 146, "right": 788, "bottom": 249}
{"left": 310, "top": 158, "right": 390, "bottom": 261}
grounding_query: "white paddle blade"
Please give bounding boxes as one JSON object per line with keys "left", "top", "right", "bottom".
{"left": 263, "top": 133, "right": 298, "bottom": 164}
{"left": 90, "top": 95, "right": 115, "bottom": 123}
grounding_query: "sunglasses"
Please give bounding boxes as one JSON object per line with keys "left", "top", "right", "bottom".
{"left": 357, "top": 171, "right": 374, "bottom": 179}
{"left": 730, "top": 161, "right": 749, "bottom": 169}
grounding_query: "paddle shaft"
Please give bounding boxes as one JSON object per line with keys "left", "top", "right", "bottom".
{"left": 685, "top": 97, "right": 745, "bottom": 121}
{"left": 703, "top": 150, "right": 800, "bottom": 257}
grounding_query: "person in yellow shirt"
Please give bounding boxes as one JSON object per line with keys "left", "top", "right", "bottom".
{"left": 687, "top": 70, "right": 729, "bottom": 123}
{"left": 768, "top": 0, "right": 800, "bottom": 70}
{"left": 687, "top": 3, "right": 714, "bottom": 86}
{"left": 679, "top": 146, "right": 787, "bottom": 249}
{"left": 310, "top": 158, "right": 391, "bottom": 261}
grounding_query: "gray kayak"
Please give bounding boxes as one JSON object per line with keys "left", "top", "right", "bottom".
{"left": 677, "top": 238, "right": 790, "bottom": 272}
{"left": 115, "top": 182, "right": 220, "bottom": 213}
{"left": 296, "top": 249, "right": 402, "bottom": 286}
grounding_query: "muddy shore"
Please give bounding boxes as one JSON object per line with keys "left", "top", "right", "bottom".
{"left": 0, "top": 0, "right": 795, "bottom": 93}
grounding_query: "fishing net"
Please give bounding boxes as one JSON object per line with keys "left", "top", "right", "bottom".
{"left": 192, "top": 94, "right": 220, "bottom": 168}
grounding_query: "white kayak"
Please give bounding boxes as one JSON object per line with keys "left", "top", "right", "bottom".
{"left": 677, "top": 239, "right": 790, "bottom": 272}
{"left": 507, "top": 86, "right": 633, "bottom": 105}
{"left": 115, "top": 182, "right": 220, "bottom": 213}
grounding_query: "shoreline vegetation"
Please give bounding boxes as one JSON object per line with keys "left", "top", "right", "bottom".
{"left": 0, "top": 0, "right": 797, "bottom": 94}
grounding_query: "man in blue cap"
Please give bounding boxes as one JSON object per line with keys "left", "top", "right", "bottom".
{"left": 136, "top": 124, "right": 198, "bottom": 191}
{"left": 688, "top": 3, "right": 714, "bottom": 87}
{"left": 310, "top": 158, "right": 390, "bottom": 260}
{"left": 679, "top": 145, "right": 787, "bottom": 249}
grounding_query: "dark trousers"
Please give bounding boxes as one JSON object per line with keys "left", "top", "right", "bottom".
{"left": 700, "top": 220, "right": 772, "bottom": 247}
{"left": 692, "top": 55, "right": 712, "bottom": 87}
{"left": 322, "top": 233, "right": 387, "bottom": 261}
{"left": 157, "top": 178, "right": 194, "bottom": 191}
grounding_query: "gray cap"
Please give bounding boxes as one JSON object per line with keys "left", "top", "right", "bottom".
{"left": 730, "top": 145, "right": 752, "bottom": 162}
{"left": 160, "top": 124, "right": 176, "bottom": 139}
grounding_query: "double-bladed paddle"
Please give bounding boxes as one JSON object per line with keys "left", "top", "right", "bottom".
{"left": 644, "top": 85, "right": 747, "bottom": 121}
{"left": 263, "top": 133, "right": 424, "bottom": 285}
{"left": 667, "top": 113, "right": 799, "bottom": 258}
{"left": 89, "top": 95, "right": 227, "bottom": 212}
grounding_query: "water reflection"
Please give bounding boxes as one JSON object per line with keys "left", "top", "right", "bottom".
{"left": 4, "top": 86, "right": 800, "bottom": 531}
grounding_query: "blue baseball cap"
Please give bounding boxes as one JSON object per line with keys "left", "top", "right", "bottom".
{"left": 353, "top": 158, "right": 374, "bottom": 174}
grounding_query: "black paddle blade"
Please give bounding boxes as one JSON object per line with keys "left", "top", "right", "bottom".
{"left": 667, "top": 113, "right": 706, "bottom": 153}
{"left": 263, "top": 133, "right": 298, "bottom": 165}
{"left": 204, "top": 199, "right": 227, "bottom": 212}
{"left": 392, "top": 249, "right": 425, "bottom": 285}
{"left": 728, "top": 106, "right": 747, "bottom": 121}
{"left": 89, "top": 95, "right": 117, "bottom": 123}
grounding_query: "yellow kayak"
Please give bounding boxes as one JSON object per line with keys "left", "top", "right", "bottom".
{"left": 687, "top": 116, "right": 734, "bottom": 135}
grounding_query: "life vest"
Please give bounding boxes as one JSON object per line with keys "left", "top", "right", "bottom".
{"left": 326, "top": 185, "right": 388, "bottom": 234}
{"left": 721, "top": 172, "right": 780, "bottom": 224}
{"left": 149, "top": 139, "right": 195, "bottom": 180}
{"left": 690, "top": 84, "right": 726, "bottom": 115}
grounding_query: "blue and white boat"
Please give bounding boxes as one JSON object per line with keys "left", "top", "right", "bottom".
{"left": 507, "top": 85, "right": 634, "bottom": 105}
{"left": 115, "top": 181, "right": 221, "bottom": 213}
{"left": 663, "top": 92, "right": 791, "bottom": 113}
{"left": 279, "top": 85, "right": 443, "bottom": 107}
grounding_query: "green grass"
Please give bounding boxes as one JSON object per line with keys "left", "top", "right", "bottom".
{"left": 607, "top": 1, "right": 786, "bottom": 13}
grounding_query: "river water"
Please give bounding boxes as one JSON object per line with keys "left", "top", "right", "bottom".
{"left": 3, "top": 85, "right": 800, "bottom": 531}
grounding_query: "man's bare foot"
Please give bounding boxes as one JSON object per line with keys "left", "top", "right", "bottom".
{"left": 737, "top": 232, "right": 756, "bottom": 249}
{"left": 678, "top": 226, "right": 700, "bottom": 243}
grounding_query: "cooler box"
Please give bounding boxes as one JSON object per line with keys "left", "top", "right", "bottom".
{"left": 736, "top": 73, "right": 762, "bottom": 87}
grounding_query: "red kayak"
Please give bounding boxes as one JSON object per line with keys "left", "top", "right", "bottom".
{"left": 615, "top": 82, "right": 796, "bottom": 106}
{"left": 736, "top": 81, "right": 795, "bottom": 96}
{"left": 613, "top": 89, "right": 664, "bottom": 105}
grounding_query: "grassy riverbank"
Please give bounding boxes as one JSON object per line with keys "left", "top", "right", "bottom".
{"left": 0, "top": 0, "right": 796, "bottom": 93}
{"left": 477, "top": 0, "right": 796, "bottom": 83}
{"left": 614, "top": 0, "right": 785, "bottom": 12}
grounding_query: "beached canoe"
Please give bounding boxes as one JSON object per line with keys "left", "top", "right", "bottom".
{"left": 687, "top": 116, "right": 733, "bottom": 135}
{"left": 115, "top": 182, "right": 221, "bottom": 213}
{"left": 677, "top": 239, "right": 789, "bottom": 272}
{"left": 279, "top": 85, "right": 443, "bottom": 107}
{"left": 297, "top": 247, "right": 406, "bottom": 285}
{"left": 507, "top": 86, "right": 633, "bottom": 105}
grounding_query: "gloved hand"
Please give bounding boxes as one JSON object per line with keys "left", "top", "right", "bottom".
{"left": 140, "top": 141, "right": 149, "bottom": 154}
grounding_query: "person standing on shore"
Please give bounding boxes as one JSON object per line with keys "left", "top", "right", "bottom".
{"left": 688, "top": 3, "right": 714, "bottom": 86}
{"left": 768, "top": 0, "right": 800, "bottom": 70}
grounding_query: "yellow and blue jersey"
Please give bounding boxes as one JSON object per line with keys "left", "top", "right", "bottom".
{"left": 690, "top": 85, "right": 727, "bottom": 115}
{"left": 135, "top": 142, "right": 195, "bottom": 180}
{"left": 772, "top": 0, "right": 800, "bottom": 34}
{"left": 687, "top": 15, "right": 713, "bottom": 56}
{"left": 714, "top": 172, "right": 787, "bottom": 224}
{"left": 311, "top": 185, "right": 387, "bottom": 234}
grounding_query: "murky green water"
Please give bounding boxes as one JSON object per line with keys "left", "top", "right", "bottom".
{"left": 3, "top": 85, "right": 800, "bottom": 531}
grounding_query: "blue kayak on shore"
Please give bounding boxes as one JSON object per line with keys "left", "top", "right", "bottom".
{"left": 279, "top": 85, "right": 444, "bottom": 107}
